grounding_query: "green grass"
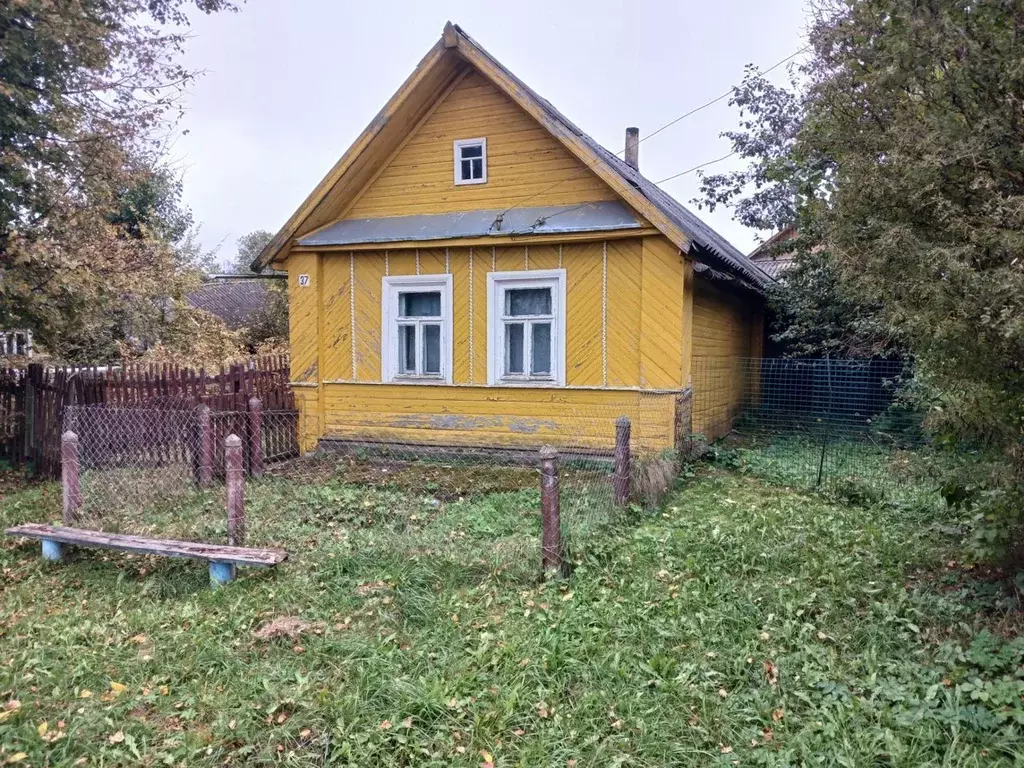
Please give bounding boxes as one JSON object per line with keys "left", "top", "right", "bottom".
{"left": 1, "top": 456, "right": 1023, "bottom": 766}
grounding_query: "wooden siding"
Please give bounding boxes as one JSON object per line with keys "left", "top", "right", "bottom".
{"left": 290, "top": 236, "right": 690, "bottom": 452}
{"left": 315, "top": 240, "right": 657, "bottom": 388}
{"left": 293, "top": 387, "right": 320, "bottom": 453}
{"left": 344, "top": 71, "right": 617, "bottom": 219}
{"left": 692, "top": 277, "right": 758, "bottom": 439}
{"left": 321, "top": 383, "right": 676, "bottom": 452}
{"left": 640, "top": 237, "right": 684, "bottom": 390}
{"left": 288, "top": 253, "right": 320, "bottom": 384}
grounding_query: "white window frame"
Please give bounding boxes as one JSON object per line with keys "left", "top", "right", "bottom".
{"left": 381, "top": 274, "right": 453, "bottom": 384}
{"left": 453, "top": 137, "right": 488, "bottom": 186}
{"left": 486, "top": 269, "right": 566, "bottom": 387}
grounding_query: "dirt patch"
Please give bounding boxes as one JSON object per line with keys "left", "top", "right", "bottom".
{"left": 353, "top": 580, "right": 390, "bottom": 597}
{"left": 253, "top": 616, "right": 325, "bottom": 642}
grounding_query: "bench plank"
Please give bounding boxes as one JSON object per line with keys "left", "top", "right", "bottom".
{"left": 5, "top": 524, "right": 287, "bottom": 568}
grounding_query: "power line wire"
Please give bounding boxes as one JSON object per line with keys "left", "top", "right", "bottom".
{"left": 490, "top": 45, "right": 810, "bottom": 226}
{"left": 639, "top": 46, "right": 809, "bottom": 146}
{"left": 654, "top": 150, "right": 738, "bottom": 184}
{"left": 506, "top": 149, "right": 739, "bottom": 237}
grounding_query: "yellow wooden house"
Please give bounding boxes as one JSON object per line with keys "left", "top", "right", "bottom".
{"left": 254, "top": 23, "right": 771, "bottom": 455}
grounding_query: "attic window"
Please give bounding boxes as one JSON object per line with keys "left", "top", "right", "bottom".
{"left": 454, "top": 138, "right": 487, "bottom": 185}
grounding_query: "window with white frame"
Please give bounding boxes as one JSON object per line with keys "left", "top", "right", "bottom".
{"left": 454, "top": 138, "right": 487, "bottom": 185}
{"left": 487, "top": 270, "right": 566, "bottom": 386}
{"left": 382, "top": 275, "right": 453, "bottom": 383}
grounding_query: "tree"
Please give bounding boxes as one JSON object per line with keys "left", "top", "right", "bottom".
{"left": 227, "top": 230, "right": 274, "bottom": 274}
{"left": 0, "top": 0, "right": 235, "bottom": 360}
{"left": 702, "top": 0, "right": 1024, "bottom": 560}
{"left": 695, "top": 68, "right": 895, "bottom": 358}
{"left": 805, "top": 0, "right": 1024, "bottom": 557}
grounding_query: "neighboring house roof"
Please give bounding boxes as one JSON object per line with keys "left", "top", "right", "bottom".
{"left": 749, "top": 225, "right": 798, "bottom": 280}
{"left": 185, "top": 276, "right": 282, "bottom": 330}
{"left": 254, "top": 22, "right": 772, "bottom": 290}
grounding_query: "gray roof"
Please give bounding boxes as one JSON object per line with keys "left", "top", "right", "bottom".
{"left": 186, "top": 277, "right": 279, "bottom": 329}
{"left": 299, "top": 201, "right": 642, "bottom": 247}
{"left": 453, "top": 24, "right": 772, "bottom": 289}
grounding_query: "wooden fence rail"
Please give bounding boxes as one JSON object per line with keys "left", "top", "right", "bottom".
{"left": 0, "top": 356, "right": 293, "bottom": 478}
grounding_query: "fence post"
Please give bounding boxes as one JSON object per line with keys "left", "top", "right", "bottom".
{"left": 61, "top": 431, "right": 80, "bottom": 526}
{"left": 213, "top": 434, "right": 245, "bottom": 587}
{"left": 195, "top": 404, "right": 213, "bottom": 486}
{"left": 539, "top": 445, "right": 564, "bottom": 575}
{"left": 226, "top": 434, "right": 245, "bottom": 547}
{"left": 613, "top": 416, "right": 632, "bottom": 507}
{"left": 248, "top": 396, "right": 264, "bottom": 478}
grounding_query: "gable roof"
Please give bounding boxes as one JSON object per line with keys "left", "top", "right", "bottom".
{"left": 254, "top": 23, "right": 771, "bottom": 290}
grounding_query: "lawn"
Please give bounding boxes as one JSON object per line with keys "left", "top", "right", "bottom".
{"left": 1, "top": 453, "right": 1023, "bottom": 766}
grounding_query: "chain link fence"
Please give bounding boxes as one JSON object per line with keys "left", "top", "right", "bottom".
{"left": 61, "top": 396, "right": 673, "bottom": 582}
{"left": 692, "top": 357, "right": 925, "bottom": 499}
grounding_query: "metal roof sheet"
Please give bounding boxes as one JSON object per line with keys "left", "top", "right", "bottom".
{"left": 297, "top": 201, "right": 643, "bottom": 247}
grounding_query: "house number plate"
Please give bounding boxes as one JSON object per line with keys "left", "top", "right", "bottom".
{"left": 298, "top": 274, "right": 310, "bottom": 287}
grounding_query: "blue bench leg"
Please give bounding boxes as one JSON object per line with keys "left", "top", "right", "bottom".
{"left": 41, "top": 539, "right": 64, "bottom": 563}
{"left": 209, "top": 561, "right": 236, "bottom": 587}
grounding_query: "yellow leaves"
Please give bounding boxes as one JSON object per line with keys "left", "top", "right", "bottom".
{"left": 158, "top": 685, "right": 169, "bottom": 696}
{"left": 37, "top": 721, "right": 47, "bottom": 738}
{"left": 480, "top": 750, "right": 495, "bottom": 768}
{"left": 772, "top": 708, "right": 785, "bottom": 722}
{"left": 0, "top": 699, "right": 21, "bottom": 722}
{"left": 561, "top": 591, "right": 574, "bottom": 602}
{"left": 79, "top": 690, "right": 93, "bottom": 699}
{"left": 100, "top": 680, "right": 127, "bottom": 703}
{"left": 108, "top": 730, "right": 125, "bottom": 744}
{"left": 378, "top": 719, "right": 392, "bottom": 730}
{"left": 5, "top": 753, "right": 28, "bottom": 764}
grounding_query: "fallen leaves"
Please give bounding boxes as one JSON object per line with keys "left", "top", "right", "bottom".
{"left": 0, "top": 699, "right": 21, "bottom": 723}
{"left": 763, "top": 660, "right": 779, "bottom": 686}
{"left": 253, "top": 616, "right": 323, "bottom": 642}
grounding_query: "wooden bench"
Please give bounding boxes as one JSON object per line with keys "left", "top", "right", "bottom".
{"left": 5, "top": 523, "right": 288, "bottom": 587}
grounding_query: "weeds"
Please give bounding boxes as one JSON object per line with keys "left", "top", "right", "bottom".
{"left": 0, "top": 458, "right": 1022, "bottom": 765}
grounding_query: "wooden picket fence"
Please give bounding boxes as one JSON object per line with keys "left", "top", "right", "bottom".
{"left": 0, "top": 356, "right": 295, "bottom": 478}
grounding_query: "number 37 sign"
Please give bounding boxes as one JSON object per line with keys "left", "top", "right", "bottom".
{"left": 298, "top": 274, "right": 310, "bottom": 287}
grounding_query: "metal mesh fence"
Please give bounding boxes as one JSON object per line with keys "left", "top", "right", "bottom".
{"left": 62, "top": 397, "right": 669, "bottom": 582}
{"left": 692, "top": 357, "right": 924, "bottom": 496}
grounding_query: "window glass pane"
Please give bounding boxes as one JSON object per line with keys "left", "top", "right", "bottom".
{"left": 471, "top": 158, "right": 483, "bottom": 178}
{"left": 423, "top": 324, "right": 441, "bottom": 375}
{"left": 506, "top": 287, "right": 551, "bottom": 316}
{"left": 399, "top": 325, "right": 416, "bottom": 374}
{"left": 399, "top": 291, "right": 440, "bottom": 317}
{"left": 461, "top": 144, "right": 483, "bottom": 159}
{"left": 505, "top": 323, "right": 524, "bottom": 375}
{"left": 531, "top": 322, "right": 552, "bottom": 375}
{"left": 461, "top": 159, "right": 473, "bottom": 180}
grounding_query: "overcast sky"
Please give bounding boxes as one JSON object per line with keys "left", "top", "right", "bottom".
{"left": 175, "top": 0, "right": 809, "bottom": 268}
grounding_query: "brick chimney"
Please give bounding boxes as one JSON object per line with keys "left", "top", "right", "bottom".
{"left": 624, "top": 127, "right": 639, "bottom": 170}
